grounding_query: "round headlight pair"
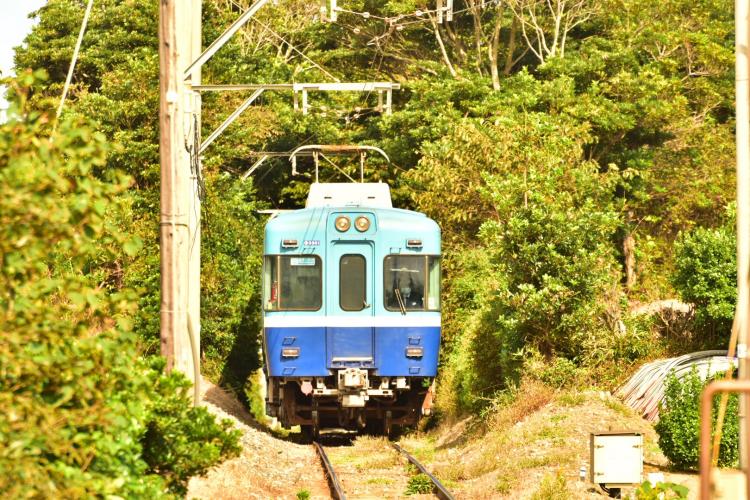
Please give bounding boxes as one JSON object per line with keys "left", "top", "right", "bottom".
{"left": 335, "top": 215, "right": 370, "bottom": 232}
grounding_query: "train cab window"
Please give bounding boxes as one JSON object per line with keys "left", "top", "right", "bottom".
{"left": 264, "top": 255, "right": 322, "bottom": 311}
{"left": 384, "top": 255, "right": 440, "bottom": 312}
{"left": 340, "top": 254, "right": 366, "bottom": 311}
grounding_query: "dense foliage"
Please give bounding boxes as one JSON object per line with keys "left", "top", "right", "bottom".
{"left": 15, "top": 0, "right": 265, "bottom": 394}
{"left": 672, "top": 209, "right": 737, "bottom": 339}
{"left": 655, "top": 370, "right": 738, "bottom": 470}
{"left": 0, "top": 72, "right": 239, "bottom": 497}
{"left": 13, "top": 0, "right": 737, "bottom": 416}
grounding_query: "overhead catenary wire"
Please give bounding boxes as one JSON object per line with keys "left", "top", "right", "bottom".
{"left": 319, "top": 153, "right": 357, "bottom": 182}
{"left": 227, "top": 0, "right": 339, "bottom": 82}
{"left": 353, "top": 0, "right": 501, "bottom": 46}
{"left": 250, "top": 17, "right": 341, "bottom": 82}
{"left": 55, "top": 0, "right": 95, "bottom": 124}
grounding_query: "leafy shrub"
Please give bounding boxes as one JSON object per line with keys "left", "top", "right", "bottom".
{"left": 529, "top": 471, "right": 571, "bottom": 500}
{"left": 142, "top": 359, "right": 241, "bottom": 496}
{"left": 17, "top": 0, "right": 267, "bottom": 398}
{"left": 634, "top": 481, "right": 689, "bottom": 499}
{"left": 672, "top": 209, "right": 736, "bottom": 339}
{"left": 405, "top": 473, "right": 433, "bottom": 495}
{"left": 0, "top": 72, "right": 239, "bottom": 498}
{"left": 538, "top": 358, "right": 581, "bottom": 389}
{"left": 525, "top": 352, "right": 582, "bottom": 389}
{"left": 477, "top": 159, "right": 621, "bottom": 361}
{"left": 655, "top": 370, "right": 738, "bottom": 470}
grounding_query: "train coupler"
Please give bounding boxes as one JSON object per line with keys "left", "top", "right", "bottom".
{"left": 338, "top": 368, "right": 369, "bottom": 407}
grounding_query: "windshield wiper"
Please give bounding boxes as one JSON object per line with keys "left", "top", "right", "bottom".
{"left": 394, "top": 288, "right": 407, "bottom": 315}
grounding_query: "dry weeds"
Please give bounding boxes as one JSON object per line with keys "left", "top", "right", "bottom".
{"left": 398, "top": 384, "right": 700, "bottom": 499}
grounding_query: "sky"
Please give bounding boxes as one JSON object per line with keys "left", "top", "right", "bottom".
{"left": 1, "top": 1, "right": 47, "bottom": 111}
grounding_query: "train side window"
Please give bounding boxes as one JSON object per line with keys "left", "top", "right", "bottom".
{"left": 263, "top": 256, "right": 277, "bottom": 310}
{"left": 340, "top": 254, "right": 366, "bottom": 311}
{"left": 264, "top": 255, "right": 322, "bottom": 311}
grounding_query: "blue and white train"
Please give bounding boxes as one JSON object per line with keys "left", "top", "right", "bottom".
{"left": 262, "top": 182, "right": 441, "bottom": 437}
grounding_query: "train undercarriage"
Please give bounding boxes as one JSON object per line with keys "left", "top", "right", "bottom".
{"left": 266, "top": 369, "right": 434, "bottom": 438}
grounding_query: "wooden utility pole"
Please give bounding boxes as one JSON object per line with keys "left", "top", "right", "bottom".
{"left": 159, "top": 0, "right": 200, "bottom": 395}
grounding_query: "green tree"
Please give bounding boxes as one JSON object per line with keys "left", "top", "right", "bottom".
{"left": 0, "top": 71, "right": 238, "bottom": 498}
{"left": 17, "top": 0, "right": 268, "bottom": 388}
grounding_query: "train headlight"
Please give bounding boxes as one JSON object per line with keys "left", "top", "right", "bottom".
{"left": 335, "top": 216, "right": 351, "bottom": 232}
{"left": 282, "top": 347, "right": 300, "bottom": 358}
{"left": 354, "top": 216, "right": 370, "bottom": 232}
{"left": 405, "top": 347, "right": 424, "bottom": 358}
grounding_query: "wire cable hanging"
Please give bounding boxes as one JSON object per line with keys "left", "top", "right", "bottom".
{"left": 55, "top": 0, "right": 95, "bottom": 124}
{"left": 334, "top": 0, "right": 501, "bottom": 46}
{"left": 250, "top": 17, "right": 341, "bottom": 82}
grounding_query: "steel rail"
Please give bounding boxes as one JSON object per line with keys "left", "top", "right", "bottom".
{"left": 313, "top": 441, "right": 347, "bottom": 500}
{"left": 392, "top": 443, "right": 455, "bottom": 500}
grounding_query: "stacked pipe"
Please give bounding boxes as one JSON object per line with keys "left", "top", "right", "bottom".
{"left": 617, "top": 351, "right": 738, "bottom": 421}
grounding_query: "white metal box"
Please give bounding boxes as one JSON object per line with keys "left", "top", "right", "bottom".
{"left": 590, "top": 432, "right": 643, "bottom": 486}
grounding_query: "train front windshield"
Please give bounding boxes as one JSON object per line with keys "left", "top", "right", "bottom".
{"left": 264, "top": 255, "right": 322, "bottom": 311}
{"left": 384, "top": 255, "right": 440, "bottom": 312}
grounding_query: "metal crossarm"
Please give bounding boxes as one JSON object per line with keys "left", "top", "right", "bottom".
{"left": 200, "top": 89, "right": 265, "bottom": 154}
{"left": 184, "top": 0, "right": 271, "bottom": 79}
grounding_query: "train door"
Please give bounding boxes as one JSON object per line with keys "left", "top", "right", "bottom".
{"left": 326, "top": 241, "right": 375, "bottom": 369}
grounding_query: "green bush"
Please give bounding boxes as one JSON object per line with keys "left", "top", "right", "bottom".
{"left": 672, "top": 209, "right": 736, "bottom": 339}
{"left": 405, "top": 473, "right": 434, "bottom": 495}
{"left": 142, "top": 360, "right": 242, "bottom": 496}
{"left": 477, "top": 160, "right": 620, "bottom": 361}
{"left": 531, "top": 355, "right": 581, "bottom": 389}
{"left": 634, "top": 481, "right": 689, "bottom": 499}
{"left": 0, "top": 72, "right": 239, "bottom": 498}
{"left": 655, "top": 370, "right": 738, "bottom": 470}
{"left": 17, "top": 0, "right": 267, "bottom": 398}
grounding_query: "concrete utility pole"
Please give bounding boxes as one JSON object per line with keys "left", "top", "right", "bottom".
{"left": 159, "top": 0, "right": 201, "bottom": 396}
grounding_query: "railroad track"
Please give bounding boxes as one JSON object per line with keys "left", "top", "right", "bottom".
{"left": 313, "top": 438, "right": 455, "bottom": 500}
{"left": 313, "top": 440, "right": 347, "bottom": 500}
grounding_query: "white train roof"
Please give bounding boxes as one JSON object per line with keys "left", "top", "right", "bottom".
{"left": 305, "top": 182, "right": 392, "bottom": 208}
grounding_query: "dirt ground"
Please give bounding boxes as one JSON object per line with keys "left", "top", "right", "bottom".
{"left": 186, "top": 378, "right": 330, "bottom": 500}
{"left": 187, "top": 379, "right": 700, "bottom": 499}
